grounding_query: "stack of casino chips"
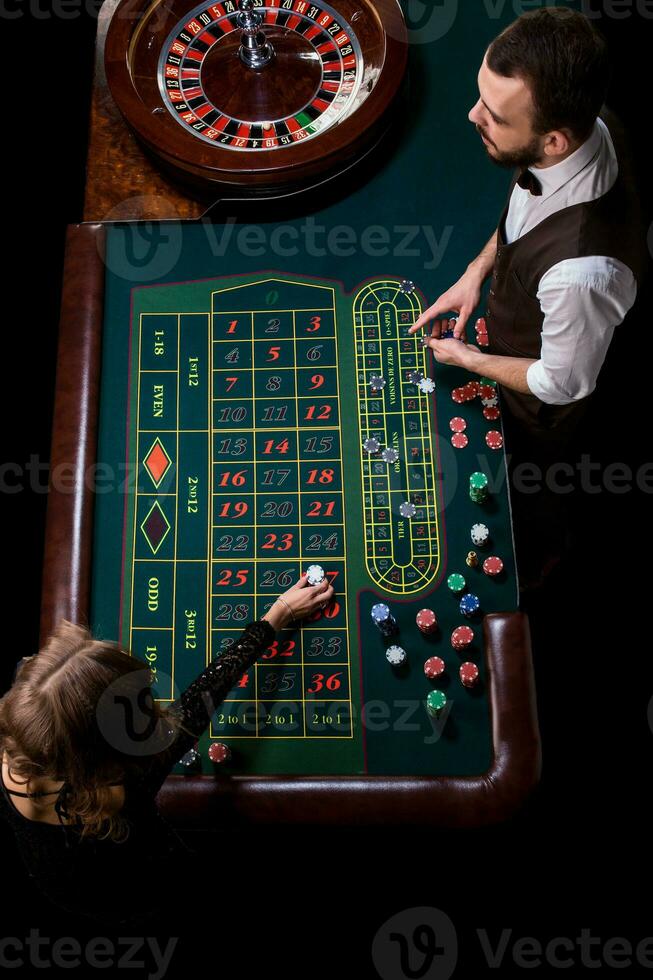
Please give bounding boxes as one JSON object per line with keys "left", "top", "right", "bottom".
{"left": 475, "top": 317, "right": 489, "bottom": 347}
{"left": 371, "top": 603, "right": 397, "bottom": 637}
{"left": 459, "top": 662, "right": 479, "bottom": 688}
{"left": 460, "top": 593, "right": 480, "bottom": 618}
{"left": 426, "top": 690, "right": 447, "bottom": 718}
{"left": 416, "top": 608, "right": 438, "bottom": 635}
{"left": 451, "top": 625, "right": 474, "bottom": 651}
{"left": 483, "top": 556, "right": 504, "bottom": 577}
{"left": 471, "top": 523, "right": 490, "bottom": 548}
{"left": 424, "top": 656, "right": 445, "bottom": 679}
{"left": 469, "top": 472, "right": 489, "bottom": 504}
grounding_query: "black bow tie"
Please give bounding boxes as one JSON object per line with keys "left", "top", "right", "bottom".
{"left": 516, "top": 168, "right": 542, "bottom": 196}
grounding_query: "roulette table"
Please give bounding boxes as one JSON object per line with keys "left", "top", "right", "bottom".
{"left": 40, "top": 0, "right": 540, "bottom": 826}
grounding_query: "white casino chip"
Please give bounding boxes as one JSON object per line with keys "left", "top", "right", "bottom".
{"left": 306, "top": 564, "right": 326, "bottom": 586}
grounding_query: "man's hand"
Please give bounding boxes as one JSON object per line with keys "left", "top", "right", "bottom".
{"left": 425, "top": 335, "right": 482, "bottom": 370}
{"left": 409, "top": 266, "right": 484, "bottom": 339}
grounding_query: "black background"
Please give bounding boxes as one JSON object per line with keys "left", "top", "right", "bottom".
{"left": 0, "top": 1, "right": 651, "bottom": 976}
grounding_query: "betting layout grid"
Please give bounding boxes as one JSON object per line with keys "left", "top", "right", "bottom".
{"left": 129, "top": 277, "right": 353, "bottom": 741}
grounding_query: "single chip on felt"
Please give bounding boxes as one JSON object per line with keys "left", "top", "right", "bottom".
{"left": 408, "top": 369, "right": 424, "bottom": 384}
{"left": 208, "top": 742, "right": 231, "bottom": 764}
{"left": 483, "top": 406, "right": 501, "bottom": 421}
{"left": 399, "top": 280, "right": 415, "bottom": 294}
{"left": 386, "top": 644, "right": 407, "bottom": 666}
{"left": 482, "top": 556, "right": 504, "bottom": 577}
{"left": 449, "top": 417, "right": 467, "bottom": 433}
{"left": 369, "top": 374, "right": 386, "bottom": 390}
{"left": 451, "top": 625, "right": 474, "bottom": 650}
{"left": 451, "top": 433, "right": 468, "bottom": 449}
{"left": 381, "top": 447, "right": 400, "bottom": 464}
{"left": 399, "top": 501, "right": 417, "bottom": 518}
{"left": 306, "top": 564, "right": 326, "bottom": 586}
{"left": 485, "top": 430, "right": 504, "bottom": 450}
{"left": 447, "top": 572, "right": 466, "bottom": 593}
{"left": 451, "top": 388, "right": 466, "bottom": 403}
{"left": 179, "top": 747, "right": 200, "bottom": 767}
{"left": 418, "top": 377, "right": 436, "bottom": 393}
{"left": 459, "top": 662, "right": 480, "bottom": 688}
{"left": 424, "top": 656, "right": 445, "bottom": 679}
{"left": 363, "top": 437, "right": 380, "bottom": 454}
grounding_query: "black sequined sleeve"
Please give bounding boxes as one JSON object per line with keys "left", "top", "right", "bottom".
{"left": 142, "top": 619, "right": 275, "bottom": 795}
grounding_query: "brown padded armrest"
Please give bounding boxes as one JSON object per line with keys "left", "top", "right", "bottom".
{"left": 157, "top": 611, "right": 541, "bottom": 828}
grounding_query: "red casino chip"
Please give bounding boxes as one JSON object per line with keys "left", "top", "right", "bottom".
{"left": 416, "top": 608, "right": 438, "bottom": 634}
{"left": 485, "top": 430, "right": 503, "bottom": 450}
{"left": 452, "top": 388, "right": 466, "bottom": 403}
{"left": 461, "top": 384, "right": 477, "bottom": 402}
{"left": 451, "top": 433, "right": 469, "bottom": 449}
{"left": 449, "top": 417, "right": 467, "bottom": 433}
{"left": 424, "top": 656, "right": 445, "bottom": 679}
{"left": 459, "top": 662, "right": 480, "bottom": 688}
{"left": 475, "top": 317, "right": 487, "bottom": 334}
{"left": 482, "top": 556, "right": 504, "bottom": 577}
{"left": 479, "top": 384, "right": 496, "bottom": 400}
{"left": 468, "top": 381, "right": 480, "bottom": 396}
{"left": 451, "top": 625, "right": 474, "bottom": 650}
{"left": 208, "top": 742, "right": 231, "bottom": 764}
{"left": 483, "top": 406, "right": 501, "bottom": 421}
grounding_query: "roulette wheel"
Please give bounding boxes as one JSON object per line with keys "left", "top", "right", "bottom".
{"left": 104, "top": 0, "right": 408, "bottom": 196}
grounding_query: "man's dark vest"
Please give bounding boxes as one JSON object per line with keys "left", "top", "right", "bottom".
{"left": 485, "top": 111, "right": 644, "bottom": 441}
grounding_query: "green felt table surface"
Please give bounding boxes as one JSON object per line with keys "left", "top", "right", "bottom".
{"left": 89, "top": 0, "right": 543, "bottom": 776}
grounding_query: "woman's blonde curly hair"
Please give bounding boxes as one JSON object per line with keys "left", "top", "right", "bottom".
{"left": 0, "top": 621, "right": 180, "bottom": 842}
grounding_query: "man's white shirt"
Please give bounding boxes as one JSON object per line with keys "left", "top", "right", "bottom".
{"left": 503, "top": 117, "right": 637, "bottom": 405}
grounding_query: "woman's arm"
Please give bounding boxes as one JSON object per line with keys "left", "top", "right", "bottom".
{"left": 141, "top": 575, "right": 333, "bottom": 794}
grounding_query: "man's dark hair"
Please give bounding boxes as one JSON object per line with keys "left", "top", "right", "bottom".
{"left": 487, "top": 8, "right": 610, "bottom": 141}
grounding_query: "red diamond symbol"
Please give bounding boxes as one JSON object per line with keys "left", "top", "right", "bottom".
{"left": 143, "top": 439, "right": 172, "bottom": 488}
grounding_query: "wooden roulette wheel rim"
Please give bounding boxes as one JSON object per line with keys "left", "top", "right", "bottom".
{"left": 105, "top": 0, "right": 408, "bottom": 196}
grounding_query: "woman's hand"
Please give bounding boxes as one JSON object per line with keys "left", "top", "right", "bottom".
{"left": 263, "top": 574, "right": 335, "bottom": 631}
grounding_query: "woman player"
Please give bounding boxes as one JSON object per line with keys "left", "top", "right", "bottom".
{"left": 0, "top": 573, "right": 333, "bottom": 927}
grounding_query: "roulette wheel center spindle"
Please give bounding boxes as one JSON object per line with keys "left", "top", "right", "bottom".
{"left": 237, "top": 0, "right": 274, "bottom": 70}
